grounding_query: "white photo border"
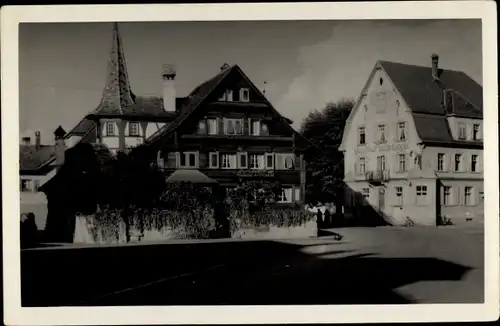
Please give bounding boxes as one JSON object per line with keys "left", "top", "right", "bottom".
{"left": 2, "top": 2, "right": 498, "bottom": 325}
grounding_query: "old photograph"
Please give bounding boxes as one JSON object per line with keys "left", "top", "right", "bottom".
{"left": 2, "top": 2, "right": 498, "bottom": 325}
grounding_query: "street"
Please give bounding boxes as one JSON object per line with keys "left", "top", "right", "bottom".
{"left": 21, "top": 226, "right": 484, "bottom": 306}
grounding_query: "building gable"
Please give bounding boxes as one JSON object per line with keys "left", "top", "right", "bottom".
{"left": 145, "top": 65, "right": 311, "bottom": 152}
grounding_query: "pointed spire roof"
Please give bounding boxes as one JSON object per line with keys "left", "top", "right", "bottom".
{"left": 95, "top": 22, "right": 135, "bottom": 115}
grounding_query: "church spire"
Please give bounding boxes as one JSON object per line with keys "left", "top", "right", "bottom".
{"left": 96, "top": 22, "right": 135, "bottom": 114}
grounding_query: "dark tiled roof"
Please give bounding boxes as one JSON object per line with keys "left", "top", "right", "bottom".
{"left": 412, "top": 113, "right": 453, "bottom": 142}
{"left": 20, "top": 145, "right": 56, "bottom": 172}
{"left": 379, "top": 60, "right": 483, "bottom": 118}
{"left": 379, "top": 60, "right": 483, "bottom": 146}
{"left": 146, "top": 66, "right": 234, "bottom": 144}
{"left": 66, "top": 118, "right": 95, "bottom": 136}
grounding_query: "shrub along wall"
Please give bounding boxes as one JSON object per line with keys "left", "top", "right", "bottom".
{"left": 60, "top": 148, "right": 317, "bottom": 244}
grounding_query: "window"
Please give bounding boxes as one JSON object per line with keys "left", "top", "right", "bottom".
{"left": 472, "top": 124, "right": 480, "bottom": 140}
{"left": 464, "top": 186, "right": 474, "bottom": 206}
{"left": 454, "top": 154, "right": 463, "bottom": 172}
{"left": 106, "top": 122, "right": 115, "bottom": 136}
{"left": 178, "top": 152, "right": 198, "bottom": 168}
{"left": 250, "top": 154, "right": 264, "bottom": 169}
{"left": 458, "top": 123, "right": 466, "bottom": 140}
{"left": 358, "top": 127, "right": 366, "bottom": 145}
{"left": 240, "top": 88, "right": 250, "bottom": 102}
{"left": 249, "top": 119, "right": 261, "bottom": 136}
{"left": 377, "top": 125, "right": 386, "bottom": 143}
{"left": 128, "top": 122, "right": 140, "bottom": 136}
{"left": 437, "top": 153, "right": 445, "bottom": 172}
{"left": 224, "top": 118, "right": 243, "bottom": 135}
{"left": 209, "top": 152, "right": 219, "bottom": 168}
{"left": 219, "top": 89, "right": 233, "bottom": 101}
{"left": 397, "top": 122, "right": 407, "bottom": 141}
{"left": 265, "top": 153, "right": 274, "bottom": 169}
{"left": 197, "top": 121, "right": 207, "bottom": 134}
{"left": 416, "top": 185, "right": 428, "bottom": 205}
{"left": 358, "top": 157, "right": 366, "bottom": 174}
{"left": 207, "top": 118, "right": 218, "bottom": 135}
{"left": 395, "top": 186, "right": 403, "bottom": 206}
{"left": 221, "top": 154, "right": 237, "bottom": 169}
{"left": 238, "top": 152, "right": 248, "bottom": 169}
{"left": 377, "top": 155, "right": 386, "bottom": 171}
{"left": 278, "top": 188, "right": 293, "bottom": 203}
{"left": 362, "top": 188, "right": 370, "bottom": 198}
{"left": 471, "top": 154, "right": 479, "bottom": 172}
{"left": 398, "top": 154, "right": 406, "bottom": 172}
{"left": 443, "top": 186, "right": 452, "bottom": 206}
{"left": 275, "top": 153, "right": 295, "bottom": 170}
{"left": 20, "top": 179, "right": 30, "bottom": 192}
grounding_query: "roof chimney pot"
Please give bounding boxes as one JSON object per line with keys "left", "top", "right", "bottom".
{"left": 431, "top": 54, "right": 439, "bottom": 79}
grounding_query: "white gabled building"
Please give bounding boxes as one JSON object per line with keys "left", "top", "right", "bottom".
{"left": 339, "top": 54, "right": 483, "bottom": 226}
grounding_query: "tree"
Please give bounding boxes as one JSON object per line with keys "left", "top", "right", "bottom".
{"left": 300, "top": 99, "right": 354, "bottom": 206}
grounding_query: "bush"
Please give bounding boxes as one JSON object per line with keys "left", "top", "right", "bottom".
{"left": 229, "top": 208, "right": 315, "bottom": 232}
{"left": 83, "top": 182, "right": 220, "bottom": 242}
{"left": 226, "top": 180, "right": 316, "bottom": 231}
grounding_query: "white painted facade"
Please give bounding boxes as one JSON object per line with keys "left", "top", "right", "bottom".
{"left": 340, "top": 64, "right": 484, "bottom": 226}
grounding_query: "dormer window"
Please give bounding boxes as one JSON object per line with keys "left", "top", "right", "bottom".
{"left": 458, "top": 123, "right": 466, "bottom": 140}
{"left": 240, "top": 88, "right": 250, "bottom": 102}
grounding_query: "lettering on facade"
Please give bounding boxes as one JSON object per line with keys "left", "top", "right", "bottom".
{"left": 236, "top": 169, "right": 275, "bottom": 178}
{"left": 354, "top": 142, "right": 409, "bottom": 154}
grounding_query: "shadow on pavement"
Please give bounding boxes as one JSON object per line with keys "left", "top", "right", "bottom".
{"left": 21, "top": 239, "right": 475, "bottom": 307}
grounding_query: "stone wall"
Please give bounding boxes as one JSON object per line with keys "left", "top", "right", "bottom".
{"left": 231, "top": 220, "right": 318, "bottom": 240}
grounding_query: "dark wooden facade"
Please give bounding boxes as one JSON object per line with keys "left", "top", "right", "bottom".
{"left": 148, "top": 65, "right": 311, "bottom": 205}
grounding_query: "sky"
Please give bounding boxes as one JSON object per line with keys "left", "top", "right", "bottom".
{"left": 19, "top": 19, "right": 482, "bottom": 144}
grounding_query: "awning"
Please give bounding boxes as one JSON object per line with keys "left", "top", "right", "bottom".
{"left": 166, "top": 169, "right": 219, "bottom": 184}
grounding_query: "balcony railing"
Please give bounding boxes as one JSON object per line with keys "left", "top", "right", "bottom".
{"left": 365, "top": 170, "right": 390, "bottom": 183}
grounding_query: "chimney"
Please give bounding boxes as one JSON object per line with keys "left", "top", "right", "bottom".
{"left": 431, "top": 54, "right": 439, "bottom": 79}
{"left": 35, "top": 131, "right": 41, "bottom": 149}
{"left": 162, "top": 64, "right": 176, "bottom": 112}
{"left": 54, "top": 125, "right": 67, "bottom": 171}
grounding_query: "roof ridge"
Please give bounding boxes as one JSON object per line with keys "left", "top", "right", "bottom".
{"left": 378, "top": 59, "right": 465, "bottom": 74}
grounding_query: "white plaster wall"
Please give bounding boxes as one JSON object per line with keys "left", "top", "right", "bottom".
{"left": 145, "top": 122, "right": 166, "bottom": 139}
{"left": 343, "top": 66, "right": 422, "bottom": 182}
{"left": 20, "top": 171, "right": 55, "bottom": 230}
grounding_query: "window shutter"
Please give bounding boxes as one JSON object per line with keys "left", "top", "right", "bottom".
{"left": 275, "top": 154, "right": 283, "bottom": 170}
{"left": 258, "top": 155, "right": 265, "bottom": 169}
{"left": 102, "top": 122, "right": 107, "bottom": 136}
{"left": 231, "top": 155, "right": 238, "bottom": 169}
{"left": 455, "top": 186, "right": 461, "bottom": 206}
{"left": 294, "top": 187, "right": 301, "bottom": 203}
{"left": 175, "top": 152, "right": 181, "bottom": 168}
{"left": 124, "top": 122, "right": 129, "bottom": 136}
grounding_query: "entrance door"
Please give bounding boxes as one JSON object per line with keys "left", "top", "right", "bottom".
{"left": 378, "top": 187, "right": 386, "bottom": 211}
